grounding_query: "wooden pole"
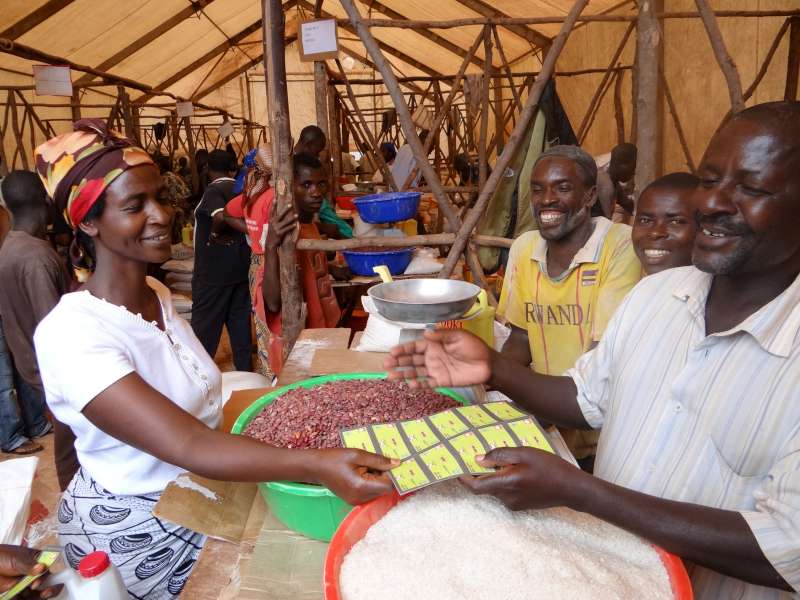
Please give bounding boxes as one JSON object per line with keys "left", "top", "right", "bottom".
{"left": 314, "top": 61, "right": 329, "bottom": 137}
{"left": 614, "top": 67, "right": 625, "bottom": 143}
{"left": 660, "top": 68, "right": 695, "bottom": 173}
{"left": 296, "top": 232, "right": 514, "bottom": 251}
{"left": 694, "top": 0, "right": 744, "bottom": 113}
{"left": 579, "top": 70, "right": 619, "bottom": 145}
{"left": 634, "top": 0, "right": 664, "bottom": 194}
{"left": 334, "top": 59, "right": 396, "bottom": 189}
{"left": 263, "top": 0, "right": 302, "bottom": 360}
{"left": 478, "top": 25, "right": 492, "bottom": 190}
{"left": 785, "top": 17, "right": 800, "bottom": 100}
{"left": 8, "top": 90, "right": 27, "bottom": 170}
{"left": 327, "top": 85, "right": 342, "bottom": 194}
{"left": 399, "top": 28, "right": 485, "bottom": 190}
{"left": 339, "top": 0, "right": 460, "bottom": 231}
{"left": 182, "top": 116, "right": 198, "bottom": 193}
{"left": 576, "top": 21, "right": 635, "bottom": 142}
{"left": 70, "top": 88, "right": 81, "bottom": 123}
{"left": 491, "top": 25, "right": 523, "bottom": 113}
{"left": 337, "top": 10, "right": 800, "bottom": 29}
{"left": 244, "top": 72, "right": 256, "bottom": 148}
{"left": 440, "top": 0, "right": 590, "bottom": 279}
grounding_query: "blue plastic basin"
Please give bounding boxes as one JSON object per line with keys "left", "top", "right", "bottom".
{"left": 353, "top": 191, "right": 421, "bottom": 224}
{"left": 342, "top": 247, "right": 414, "bottom": 276}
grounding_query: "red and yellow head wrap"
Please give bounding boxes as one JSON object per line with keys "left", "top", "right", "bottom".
{"left": 34, "top": 119, "right": 154, "bottom": 228}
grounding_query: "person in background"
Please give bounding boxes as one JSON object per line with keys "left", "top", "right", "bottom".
{"left": 263, "top": 153, "right": 343, "bottom": 375}
{"left": 293, "top": 125, "right": 327, "bottom": 159}
{"left": 191, "top": 150, "right": 252, "bottom": 371}
{"left": 371, "top": 143, "right": 397, "bottom": 184}
{"left": 498, "top": 145, "right": 641, "bottom": 468}
{"left": 595, "top": 143, "right": 637, "bottom": 222}
{"left": 0, "top": 173, "right": 64, "bottom": 457}
{"left": 632, "top": 172, "right": 700, "bottom": 276}
{"left": 32, "top": 121, "right": 395, "bottom": 598}
{"left": 387, "top": 102, "right": 800, "bottom": 599}
{"left": 176, "top": 155, "right": 191, "bottom": 187}
{"left": 155, "top": 155, "right": 191, "bottom": 243}
{"left": 224, "top": 146, "right": 275, "bottom": 378}
{"left": 391, "top": 129, "right": 429, "bottom": 189}
{"left": 193, "top": 148, "right": 209, "bottom": 200}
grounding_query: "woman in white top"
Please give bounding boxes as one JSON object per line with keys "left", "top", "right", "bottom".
{"left": 32, "top": 121, "right": 394, "bottom": 599}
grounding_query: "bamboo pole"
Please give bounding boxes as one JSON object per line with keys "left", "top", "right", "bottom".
{"left": 478, "top": 26, "right": 492, "bottom": 190}
{"left": 694, "top": 0, "right": 744, "bottom": 114}
{"left": 576, "top": 22, "right": 635, "bottom": 142}
{"left": 660, "top": 68, "right": 695, "bottom": 173}
{"left": 613, "top": 67, "right": 625, "bottom": 144}
{"left": 336, "top": 66, "right": 633, "bottom": 86}
{"left": 296, "top": 233, "right": 513, "bottom": 251}
{"left": 399, "top": 28, "right": 485, "bottom": 190}
{"left": 634, "top": 0, "right": 664, "bottom": 193}
{"left": 336, "top": 10, "right": 800, "bottom": 29}
{"left": 787, "top": 17, "right": 800, "bottom": 100}
{"left": 263, "top": 0, "right": 302, "bottom": 359}
{"left": 334, "top": 59, "right": 396, "bottom": 189}
{"left": 440, "top": 0, "right": 590, "bottom": 279}
{"left": 8, "top": 90, "right": 27, "bottom": 170}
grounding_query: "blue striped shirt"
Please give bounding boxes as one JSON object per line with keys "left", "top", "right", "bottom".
{"left": 569, "top": 266, "right": 800, "bottom": 599}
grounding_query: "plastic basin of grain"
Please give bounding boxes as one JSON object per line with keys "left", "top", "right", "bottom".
{"left": 324, "top": 487, "right": 694, "bottom": 600}
{"left": 231, "top": 373, "right": 468, "bottom": 541}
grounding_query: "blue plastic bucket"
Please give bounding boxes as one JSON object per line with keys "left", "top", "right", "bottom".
{"left": 353, "top": 191, "right": 421, "bottom": 224}
{"left": 342, "top": 247, "right": 414, "bottom": 276}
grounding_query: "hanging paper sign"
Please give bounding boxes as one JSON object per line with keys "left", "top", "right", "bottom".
{"left": 176, "top": 101, "right": 194, "bottom": 118}
{"left": 218, "top": 121, "right": 235, "bottom": 138}
{"left": 298, "top": 18, "right": 339, "bottom": 62}
{"left": 32, "top": 65, "right": 73, "bottom": 97}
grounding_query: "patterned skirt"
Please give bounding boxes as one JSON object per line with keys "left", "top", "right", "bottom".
{"left": 248, "top": 252, "right": 273, "bottom": 379}
{"left": 58, "top": 468, "right": 205, "bottom": 600}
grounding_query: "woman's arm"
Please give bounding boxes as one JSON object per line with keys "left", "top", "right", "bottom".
{"left": 82, "top": 372, "right": 394, "bottom": 504}
{"left": 222, "top": 209, "right": 247, "bottom": 234}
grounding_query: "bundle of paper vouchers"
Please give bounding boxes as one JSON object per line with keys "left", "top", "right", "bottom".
{"left": 341, "top": 401, "right": 554, "bottom": 494}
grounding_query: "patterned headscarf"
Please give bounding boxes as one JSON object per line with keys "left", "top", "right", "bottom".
{"left": 243, "top": 145, "right": 273, "bottom": 209}
{"left": 34, "top": 119, "right": 155, "bottom": 228}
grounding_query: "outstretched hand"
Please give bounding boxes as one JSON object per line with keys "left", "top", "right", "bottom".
{"left": 314, "top": 448, "right": 397, "bottom": 505}
{"left": 384, "top": 329, "right": 492, "bottom": 389}
{"left": 460, "top": 447, "right": 588, "bottom": 511}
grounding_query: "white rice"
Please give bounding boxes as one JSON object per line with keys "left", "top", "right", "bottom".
{"left": 340, "top": 483, "right": 673, "bottom": 600}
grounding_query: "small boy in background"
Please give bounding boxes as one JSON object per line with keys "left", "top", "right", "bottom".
{"left": 632, "top": 172, "right": 700, "bottom": 275}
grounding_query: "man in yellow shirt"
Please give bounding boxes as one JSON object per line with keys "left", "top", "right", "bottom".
{"left": 498, "top": 145, "right": 641, "bottom": 463}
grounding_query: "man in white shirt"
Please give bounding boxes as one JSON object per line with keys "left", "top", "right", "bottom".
{"left": 385, "top": 101, "right": 800, "bottom": 598}
{"left": 390, "top": 130, "right": 429, "bottom": 190}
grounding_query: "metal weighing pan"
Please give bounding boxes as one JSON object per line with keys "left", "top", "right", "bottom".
{"left": 367, "top": 278, "right": 481, "bottom": 323}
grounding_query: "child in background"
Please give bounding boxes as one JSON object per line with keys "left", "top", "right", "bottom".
{"left": 631, "top": 172, "right": 699, "bottom": 276}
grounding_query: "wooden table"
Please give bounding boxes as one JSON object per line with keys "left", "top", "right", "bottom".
{"left": 182, "top": 328, "right": 356, "bottom": 599}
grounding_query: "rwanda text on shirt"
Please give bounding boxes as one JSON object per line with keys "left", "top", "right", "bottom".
{"left": 497, "top": 216, "right": 642, "bottom": 377}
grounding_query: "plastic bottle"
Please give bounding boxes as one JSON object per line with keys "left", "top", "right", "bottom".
{"left": 49, "top": 551, "right": 129, "bottom": 600}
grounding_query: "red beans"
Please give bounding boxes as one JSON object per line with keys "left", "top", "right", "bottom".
{"left": 243, "top": 379, "right": 458, "bottom": 449}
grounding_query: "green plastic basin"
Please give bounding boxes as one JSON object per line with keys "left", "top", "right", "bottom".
{"left": 231, "top": 372, "right": 467, "bottom": 541}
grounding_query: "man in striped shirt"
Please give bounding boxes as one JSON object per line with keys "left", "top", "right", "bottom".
{"left": 386, "top": 101, "right": 800, "bottom": 599}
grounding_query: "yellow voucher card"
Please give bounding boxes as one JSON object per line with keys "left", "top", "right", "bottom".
{"left": 456, "top": 405, "right": 497, "bottom": 427}
{"left": 507, "top": 418, "right": 554, "bottom": 453}
{"left": 389, "top": 457, "right": 432, "bottom": 494}
{"left": 399, "top": 418, "right": 439, "bottom": 452}
{"left": 428, "top": 410, "right": 469, "bottom": 438}
{"left": 372, "top": 423, "right": 412, "bottom": 459}
{"left": 483, "top": 401, "right": 528, "bottom": 421}
{"left": 477, "top": 423, "right": 517, "bottom": 450}
{"left": 419, "top": 444, "right": 465, "bottom": 481}
{"left": 340, "top": 427, "right": 376, "bottom": 453}
{"left": 449, "top": 431, "right": 493, "bottom": 474}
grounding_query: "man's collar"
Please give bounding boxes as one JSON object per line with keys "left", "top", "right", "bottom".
{"left": 530, "top": 216, "right": 613, "bottom": 268}
{"left": 672, "top": 268, "right": 800, "bottom": 357}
